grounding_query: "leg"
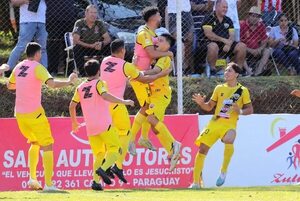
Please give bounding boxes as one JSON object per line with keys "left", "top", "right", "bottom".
{"left": 73, "top": 45, "right": 87, "bottom": 76}
{"left": 28, "top": 142, "right": 40, "bottom": 180}
{"left": 255, "top": 48, "right": 271, "bottom": 75}
{"left": 272, "top": 48, "right": 286, "bottom": 64}
{"left": 35, "top": 23, "right": 48, "bottom": 68}
{"left": 287, "top": 50, "right": 300, "bottom": 74}
{"left": 233, "top": 42, "right": 248, "bottom": 74}
{"left": 7, "top": 23, "right": 37, "bottom": 69}
{"left": 207, "top": 42, "right": 219, "bottom": 70}
{"left": 41, "top": 144, "right": 54, "bottom": 187}
{"left": 216, "top": 129, "right": 236, "bottom": 187}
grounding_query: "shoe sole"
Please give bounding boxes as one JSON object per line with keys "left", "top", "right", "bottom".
{"left": 28, "top": 182, "right": 42, "bottom": 190}
{"left": 138, "top": 141, "right": 157, "bottom": 151}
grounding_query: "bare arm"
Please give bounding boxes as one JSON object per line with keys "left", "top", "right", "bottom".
{"left": 292, "top": 39, "right": 299, "bottom": 48}
{"left": 101, "top": 92, "right": 134, "bottom": 106}
{"left": 7, "top": 83, "right": 16, "bottom": 90}
{"left": 192, "top": 94, "right": 217, "bottom": 112}
{"left": 135, "top": 67, "right": 171, "bottom": 84}
{"left": 11, "top": 0, "right": 28, "bottom": 6}
{"left": 69, "top": 101, "right": 80, "bottom": 132}
{"left": 232, "top": 102, "right": 253, "bottom": 115}
{"left": 145, "top": 46, "right": 173, "bottom": 59}
{"left": 46, "top": 73, "right": 77, "bottom": 89}
{"left": 203, "top": 27, "right": 230, "bottom": 44}
{"left": 102, "top": 32, "right": 111, "bottom": 47}
{"left": 191, "top": 1, "right": 208, "bottom": 12}
{"left": 73, "top": 33, "right": 95, "bottom": 49}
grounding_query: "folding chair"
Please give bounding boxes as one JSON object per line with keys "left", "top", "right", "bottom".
{"left": 269, "top": 48, "right": 281, "bottom": 76}
{"left": 64, "top": 32, "right": 78, "bottom": 77}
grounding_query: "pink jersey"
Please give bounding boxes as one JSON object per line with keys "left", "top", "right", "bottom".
{"left": 77, "top": 79, "right": 112, "bottom": 136}
{"left": 100, "top": 56, "right": 127, "bottom": 99}
{"left": 13, "top": 60, "right": 45, "bottom": 114}
{"left": 134, "top": 25, "right": 158, "bottom": 70}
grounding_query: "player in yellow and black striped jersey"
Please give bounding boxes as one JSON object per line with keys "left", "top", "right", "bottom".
{"left": 189, "top": 62, "right": 253, "bottom": 189}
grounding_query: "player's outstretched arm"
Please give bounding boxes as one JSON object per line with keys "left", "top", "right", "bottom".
{"left": 46, "top": 73, "right": 78, "bottom": 88}
{"left": 291, "top": 89, "right": 300, "bottom": 98}
{"left": 101, "top": 92, "right": 134, "bottom": 107}
{"left": 69, "top": 101, "right": 80, "bottom": 132}
{"left": 192, "top": 93, "right": 216, "bottom": 112}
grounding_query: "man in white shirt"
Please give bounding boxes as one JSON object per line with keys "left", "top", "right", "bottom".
{"left": 7, "top": 0, "right": 48, "bottom": 71}
{"left": 166, "top": 0, "right": 194, "bottom": 74}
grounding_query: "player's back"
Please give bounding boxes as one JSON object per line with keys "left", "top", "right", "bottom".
{"left": 77, "top": 79, "right": 112, "bottom": 135}
{"left": 134, "top": 25, "right": 158, "bottom": 70}
{"left": 13, "top": 60, "right": 44, "bottom": 114}
{"left": 100, "top": 56, "right": 127, "bottom": 99}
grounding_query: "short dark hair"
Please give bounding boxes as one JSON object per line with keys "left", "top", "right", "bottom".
{"left": 110, "top": 39, "right": 125, "bottom": 54}
{"left": 84, "top": 59, "right": 100, "bottom": 76}
{"left": 142, "top": 6, "right": 159, "bottom": 22}
{"left": 160, "top": 33, "right": 176, "bottom": 47}
{"left": 228, "top": 62, "right": 243, "bottom": 74}
{"left": 26, "top": 42, "right": 41, "bottom": 57}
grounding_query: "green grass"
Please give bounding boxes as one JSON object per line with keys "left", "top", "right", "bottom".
{"left": 0, "top": 186, "right": 299, "bottom": 201}
{"left": 0, "top": 31, "right": 15, "bottom": 61}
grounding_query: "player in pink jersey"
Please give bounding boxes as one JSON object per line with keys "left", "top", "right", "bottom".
{"left": 69, "top": 59, "right": 135, "bottom": 190}
{"left": 130, "top": 6, "right": 174, "bottom": 155}
{"left": 100, "top": 39, "right": 171, "bottom": 183}
{"left": 7, "top": 42, "right": 77, "bottom": 192}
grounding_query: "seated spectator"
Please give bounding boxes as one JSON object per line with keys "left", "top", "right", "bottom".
{"left": 240, "top": 6, "right": 271, "bottom": 76}
{"left": 166, "top": 0, "right": 194, "bottom": 74}
{"left": 191, "top": 0, "right": 212, "bottom": 74}
{"left": 261, "top": 0, "right": 282, "bottom": 26}
{"left": 203, "top": 0, "right": 250, "bottom": 75}
{"left": 72, "top": 5, "right": 111, "bottom": 76}
{"left": 269, "top": 13, "right": 299, "bottom": 75}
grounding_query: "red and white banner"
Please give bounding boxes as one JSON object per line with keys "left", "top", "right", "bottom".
{"left": 0, "top": 114, "right": 199, "bottom": 191}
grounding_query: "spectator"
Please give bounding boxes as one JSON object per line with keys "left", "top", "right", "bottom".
{"left": 209, "top": 0, "right": 241, "bottom": 41}
{"left": 203, "top": 0, "right": 250, "bottom": 75}
{"left": 269, "top": 13, "right": 299, "bottom": 75}
{"left": 166, "top": 0, "right": 194, "bottom": 74}
{"left": 240, "top": 6, "right": 271, "bottom": 76}
{"left": 72, "top": 5, "right": 111, "bottom": 76}
{"left": 47, "top": 0, "right": 77, "bottom": 76}
{"left": 7, "top": 0, "right": 48, "bottom": 70}
{"left": 261, "top": 0, "right": 282, "bottom": 26}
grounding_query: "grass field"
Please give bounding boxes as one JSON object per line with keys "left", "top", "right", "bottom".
{"left": 0, "top": 186, "right": 299, "bottom": 201}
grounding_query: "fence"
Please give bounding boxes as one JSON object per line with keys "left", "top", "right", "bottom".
{"left": 0, "top": 0, "right": 299, "bottom": 115}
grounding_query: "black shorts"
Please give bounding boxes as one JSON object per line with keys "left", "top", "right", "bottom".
{"left": 208, "top": 41, "right": 238, "bottom": 58}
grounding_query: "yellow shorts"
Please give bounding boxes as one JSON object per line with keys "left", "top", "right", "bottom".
{"left": 130, "top": 80, "right": 150, "bottom": 107}
{"left": 16, "top": 108, "right": 54, "bottom": 147}
{"left": 109, "top": 103, "right": 131, "bottom": 136}
{"left": 88, "top": 126, "right": 122, "bottom": 156}
{"left": 146, "top": 93, "right": 171, "bottom": 121}
{"left": 195, "top": 119, "right": 236, "bottom": 147}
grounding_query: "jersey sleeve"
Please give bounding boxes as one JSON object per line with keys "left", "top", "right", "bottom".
{"left": 35, "top": 64, "right": 53, "bottom": 84}
{"left": 8, "top": 68, "right": 16, "bottom": 84}
{"left": 202, "top": 15, "right": 213, "bottom": 29}
{"left": 228, "top": 17, "right": 234, "bottom": 33}
{"left": 242, "top": 87, "right": 251, "bottom": 105}
{"left": 210, "top": 85, "right": 220, "bottom": 102}
{"left": 71, "top": 88, "right": 80, "bottom": 103}
{"left": 137, "top": 30, "right": 154, "bottom": 48}
{"left": 72, "top": 19, "right": 82, "bottom": 35}
{"left": 96, "top": 80, "right": 108, "bottom": 95}
{"left": 155, "top": 56, "right": 171, "bottom": 70}
{"left": 123, "top": 62, "right": 140, "bottom": 79}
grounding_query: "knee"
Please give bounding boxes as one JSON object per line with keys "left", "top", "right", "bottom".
{"left": 207, "top": 42, "right": 219, "bottom": 52}
{"left": 235, "top": 42, "right": 246, "bottom": 52}
{"left": 198, "top": 143, "right": 209, "bottom": 155}
{"left": 41, "top": 143, "right": 53, "bottom": 151}
{"left": 222, "top": 130, "right": 236, "bottom": 144}
{"left": 147, "top": 115, "right": 157, "bottom": 126}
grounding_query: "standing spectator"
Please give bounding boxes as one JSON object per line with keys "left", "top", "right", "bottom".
{"left": 240, "top": 6, "right": 271, "bottom": 76}
{"left": 269, "top": 13, "right": 299, "bottom": 75}
{"left": 203, "top": 0, "right": 250, "bottom": 75}
{"left": 47, "top": 0, "right": 78, "bottom": 76}
{"left": 166, "top": 0, "right": 194, "bottom": 74}
{"left": 7, "top": 0, "right": 48, "bottom": 70}
{"left": 72, "top": 5, "right": 111, "bottom": 76}
{"left": 261, "top": 0, "right": 282, "bottom": 26}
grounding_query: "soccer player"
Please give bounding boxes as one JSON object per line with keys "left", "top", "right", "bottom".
{"left": 100, "top": 39, "right": 171, "bottom": 182}
{"left": 189, "top": 62, "right": 253, "bottom": 189}
{"left": 69, "top": 59, "right": 134, "bottom": 191}
{"left": 143, "top": 33, "right": 181, "bottom": 171}
{"left": 291, "top": 89, "right": 300, "bottom": 98}
{"left": 129, "top": 6, "right": 174, "bottom": 154}
{"left": 0, "top": 64, "right": 9, "bottom": 75}
{"left": 7, "top": 42, "right": 78, "bottom": 191}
